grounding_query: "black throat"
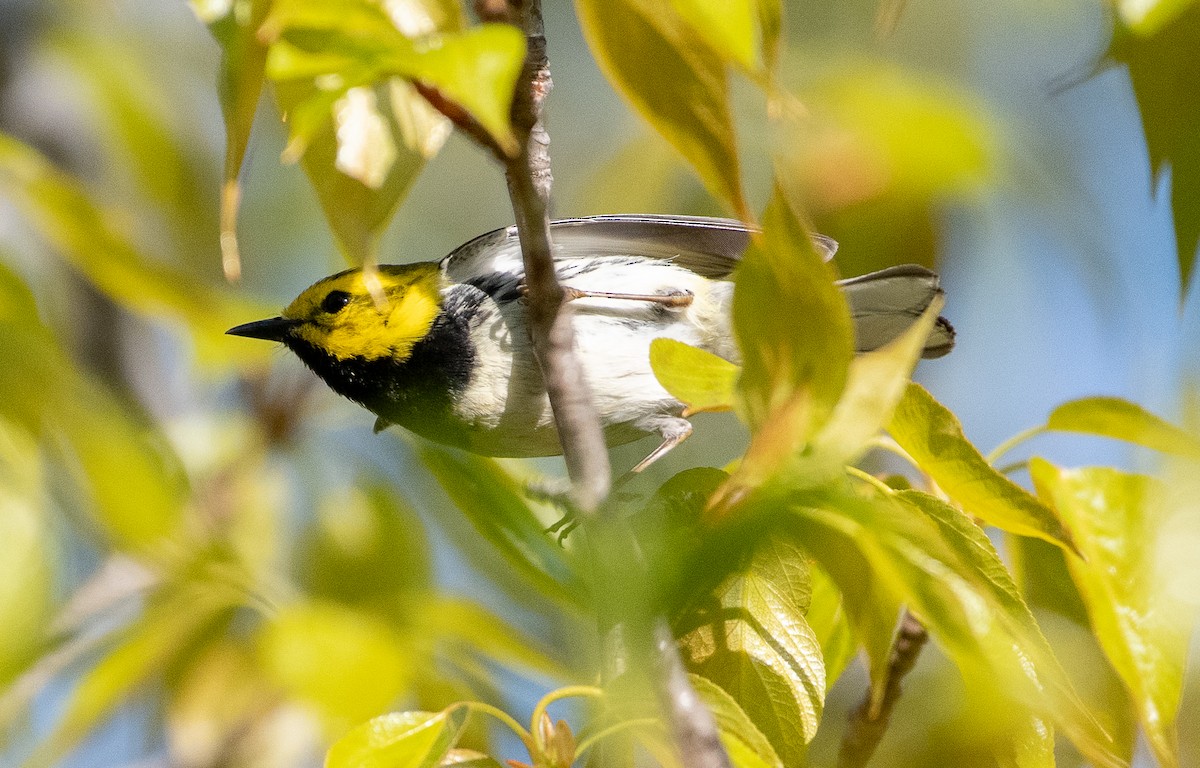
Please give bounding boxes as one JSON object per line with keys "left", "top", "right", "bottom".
{"left": 285, "top": 305, "right": 477, "bottom": 440}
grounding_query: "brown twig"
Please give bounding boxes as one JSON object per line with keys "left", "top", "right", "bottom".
{"left": 487, "top": 0, "right": 611, "bottom": 514}
{"left": 838, "top": 610, "right": 929, "bottom": 768}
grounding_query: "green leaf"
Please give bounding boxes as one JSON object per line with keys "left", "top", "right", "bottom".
{"left": 418, "top": 445, "right": 580, "bottom": 605}
{"left": 0, "top": 262, "right": 186, "bottom": 549}
{"left": 0, "top": 134, "right": 271, "bottom": 365}
{"left": 650, "top": 338, "right": 739, "bottom": 414}
{"left": 766, "top": 483, "right": 1123, "bottom": 768}
{"left": 300, "top": 483, "right": 431, "bottom": 615}
{"left": 888, "top": 383, "right": 1078, "bottom": 554}
{"left": 193, "top": 0, "right": 270, "bottom": 279}
{"left": 417, "top": 596, "right": 569, "bottom": 680}
{"left": 1046, "top": 396, "right": 1200, "bottom": 457}
{"left": 257, "top": 601, "right": 413, "bottom": 728}
{"left": 1031, "top": 460, "right": 1190, "bottom": 768}
{"left": 576, "top": 0, "right": 749, "bottom": 217}
{"left": 326, "top": 708, "right": 467, "bottom": 768}
{"left": 803, "top": 563, "right": 854, "bottom": 691}
{"left": 809, "top": 295, "right": 944, "bottom": 469}
{"left": 690, "top": 674, "right": 784, "bottom": 768}
{"left": 1110, "top": 2, "right": 1200, "bottom": 290}
{"left": 264, "top": 0, "right": 524, "bottom": 153}
{"left": 680, "top": 532, "right": 823, "bottom": 764}
{"left": 0, "top": 420, "right": 52, "bottom": 688}
{"left": 668, "top": 0, "right": 760, "bottom": 72}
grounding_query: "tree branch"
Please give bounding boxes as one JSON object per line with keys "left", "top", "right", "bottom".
{"left": 838, "top": 610, "right": 929, "bottom": 768}
{"left": 484, "top": 0, "right": 611, "bottom": 514}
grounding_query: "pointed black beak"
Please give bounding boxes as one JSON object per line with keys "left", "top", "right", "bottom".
{"left": 226, "top": 317, "right": 297, "bottom": 341}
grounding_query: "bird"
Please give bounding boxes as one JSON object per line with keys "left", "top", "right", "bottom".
{"left": 228, "top": 215, "right": 954, "bottom": 473}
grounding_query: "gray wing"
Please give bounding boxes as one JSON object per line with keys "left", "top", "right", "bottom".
{"left": 838, "top": 265, "right": 956, "bottom": 358}
{"left": 443, "top": 214, "right": 838, "bottom": 283}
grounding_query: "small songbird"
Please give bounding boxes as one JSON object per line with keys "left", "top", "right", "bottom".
{"left": 228, "top": 215, "right": 953, "bottom": 472}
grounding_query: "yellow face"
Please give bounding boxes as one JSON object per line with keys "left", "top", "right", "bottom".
{"left": 281, "top": 263, "right": 444, "bottom": 362}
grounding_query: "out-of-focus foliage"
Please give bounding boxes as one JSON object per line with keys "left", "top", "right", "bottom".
{"left": 2, "top": 0, "right": 1199, "bottom": 767}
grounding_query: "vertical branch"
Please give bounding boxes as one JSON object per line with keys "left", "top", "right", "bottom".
{"left": 838, "top": 610, "right": 929, "bottom": 768}
{"left": 485, "top": 0, "right": 611, "bottom": 514}
{"left": 482, "top": 4, "right": 730, "bottom": 766}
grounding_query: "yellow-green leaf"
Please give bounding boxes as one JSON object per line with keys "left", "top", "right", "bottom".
{"left": 650, "top": 338, "right": 739, "bottom": 414}
{"left": 577, "top": 0, "right": 748, "bottom": 217}
{"left": 326, "top": 708, "right": 467, "bottom": 768}
{"left": 1031, "top": 460, "right": 1190, "bottom": 768}
{"left": 681, "top": 532, "right": 823, "bottom": 764}
{"left": 0, "top": 134, "right": 270, "bottom": 365}
{"left": 889, "top": 383, "right": 1078, "bottom": 553}
{"left": 257, "top": 601, "right": 412, "bottom": 729}
{"left": 668, "top": 0, "right": 760, "bottom": 72}
{"left": 689, "top": 674, "right": 783, "bottom": 768}
{"left": 193, "top": 0, "right": 271, "bottom": 279}
{"left": 1047, "top": 396, "right": 1200, "bottom": 457}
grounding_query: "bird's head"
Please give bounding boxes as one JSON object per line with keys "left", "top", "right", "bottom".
{"left": 227, "top": 263, "right": 444, "bottom": 364}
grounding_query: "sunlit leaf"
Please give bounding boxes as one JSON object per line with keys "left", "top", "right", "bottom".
{"left": 681, "top": 532, "right": 823, "bottom": 763}
{"left": 418, "top": 446, "right": 580, "bottom": 605}
{"left": 808, "top": 296, "right": 943, "bottom": 470}
{"left": 762, "top": 483, "right": 1123, "bottom": 767}
{"left": 668, "top": 0, "right": 760, "bottom": 72}
{"left": 439, "top": 749, "right": 505, "bottom": 767}
{"left": 1110, "top": 2, "right": 1200, "bottom": 290}
{"left": 263, "top": 0, "right": 523, "bottom": 153}
{"left": 325, "top": 708, "right": 467, "bottom": 768}
{"left": 803, "top": 563, "right": 854, "bottom": 691}
{"left": 257, "top": 601, "right": 413, "bottom": 729}
{"left": 690, "top": 674, "right": 783, "bottom": 768}
{"left": 192, "top": 0, "right": 270, "bottom": 279}
{"left": 889, "top": 383, "right": 1078, "bottom": 554}
{"left": 1031, "top": 460, "right": 1190, "bottom": 768}
{"left": 650, "top": 338, "right": 739, "bottom": 415}
{"left": 1046, "top": 396, "right": 1200, "bottom": 457}
{"left": 0, "top": 134, "right": 271, "bottom": 364}
{"left": 0, "top": 261, "right": 186, "bottom": 549}
{"left": 576, "top": 0, "right": 749, "bottom": 217}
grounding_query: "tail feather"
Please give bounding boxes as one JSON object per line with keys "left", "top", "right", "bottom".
{"left": 837, "top": 265, "right": 956, "bottom": 358}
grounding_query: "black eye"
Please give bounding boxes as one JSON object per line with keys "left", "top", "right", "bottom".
{"left": 321, "top": 290, "right": 351, "bottom": 314}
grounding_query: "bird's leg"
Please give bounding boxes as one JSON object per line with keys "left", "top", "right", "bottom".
{"left": 562, "top": 285, "right": 695, "bottom": 308}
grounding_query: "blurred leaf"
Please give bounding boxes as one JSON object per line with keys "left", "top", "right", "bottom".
{"left": 809, "top": 296, "right": 944, "bottom": 469}
{"left": 776, "top": 65, "right": 992, "bottom": 274}
{"left": 264, "top": 1, "right": 523, "bottom": 153}
{"left": 29, "top": 556, "right": 241, "bottom": 767}
{"left": 1047, "top": 396, "right": 1200, "bottom": 457}
{"left": 418, "top": 596, "right": 568, "bottom": 680}
{"left": 193, "top": 0, "right": 271, "bottom": 280}
{"left": 439, "top": 749, "right": 505, "bottom": 766}
{"left": 1031, "top": 460, "right": 1190, "bottom": 768}
{"left": 258, "top": 601, "right": 413, "bottom": 730}
{"left": 650, "top": 338, "right": 739, "bottom": 415}
{"left": 1110, "top": 2, "right": 1200, "bottom": 289}
{"left": 419, "top": 446, "right": 580, "bottom": 605}
{"left": 668, "top": 0, "right": 760, "bottom": 72}
{"left": 757, "top": 0, "right": 783, "bottom": 73}
{"left": 0, "top": 420, "right": 52, "bottom": 687}
{"left": 301, "top": 482, "right": 431, "bottom": 616}
{"left": 576, "top": 0, "right": 749, "bottom": 217}
{"left": 802, "top": 563, "right": 853, "bottom": 691}
{"left": 0, "top": 261, "right": 186, "bottom": 548}
{"left": 326, "top": 708, "right": 467, "bottom": 768}
{"left": 690, "top": 674, "right": 783, "bottom": 768}
{"left": 889, "top": 383, "right": 1078, "bottom": 554}
{"left": 767, "top": 483, "right": 1122, "bottom": 768}
{"left": 681, "top": 532, "right": 823, "bottom": 763}
{"left": 0, "top": 134, "right": 271, "bottom": 365}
